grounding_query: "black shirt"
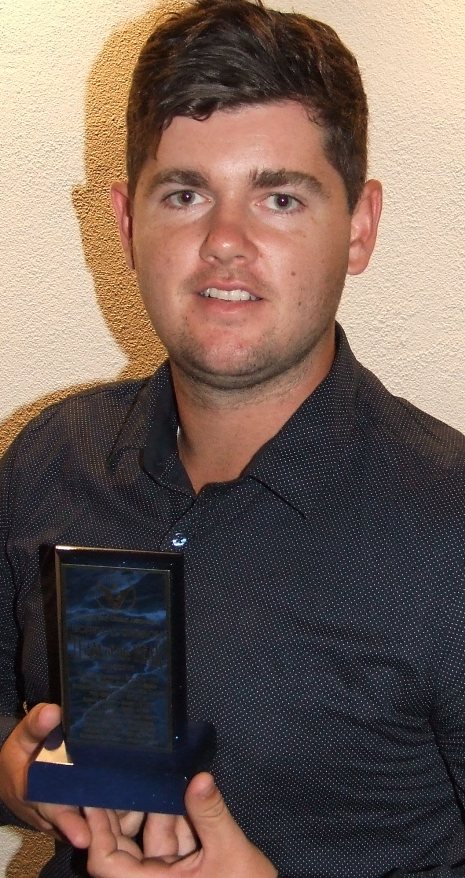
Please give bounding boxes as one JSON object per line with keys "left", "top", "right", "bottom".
{"left": 1, "top": 326, "right": 465, "bottom": 877}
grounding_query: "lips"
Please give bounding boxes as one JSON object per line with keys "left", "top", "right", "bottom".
{"left": 199, "top": 287, "right": 259, "bottom": 302}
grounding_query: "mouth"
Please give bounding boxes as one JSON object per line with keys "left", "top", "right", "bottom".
{"left": 199, "top": 287, "right": 260, "bottom": 302}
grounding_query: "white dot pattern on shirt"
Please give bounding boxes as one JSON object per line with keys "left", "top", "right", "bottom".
{"left": 1, "top": 328, "right": 465, "bottom": 878}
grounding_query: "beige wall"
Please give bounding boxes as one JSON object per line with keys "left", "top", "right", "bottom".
{"left": 0, "top": 0, "right": 464, "bottom": 873}
{"left": 1, "top": 0, "right": 465, "bottom": 460}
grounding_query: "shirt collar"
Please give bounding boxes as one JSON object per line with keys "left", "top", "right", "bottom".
{"left": 247, "top": 324, "right": 361, "bottom": 516}
{"left": 107, "top": 324, "right": 362, "bottom": 513}
{"left": 107, "top": 362, "right": 175, "bottom": 468}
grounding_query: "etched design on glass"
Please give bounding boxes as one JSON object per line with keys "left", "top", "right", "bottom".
{"left": 61, "top": 564, "right": 171, "bottom": 751}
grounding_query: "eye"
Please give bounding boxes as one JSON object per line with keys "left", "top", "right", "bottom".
{"left": 263, "top": 193, "right": 303, "bottom": 212}
{"left": 163, "top": 190, "right": 207, "bottom": 209}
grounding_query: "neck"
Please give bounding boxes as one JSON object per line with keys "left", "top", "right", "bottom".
{"left": 172, "top": 333, "right": 336, "bottom": 493}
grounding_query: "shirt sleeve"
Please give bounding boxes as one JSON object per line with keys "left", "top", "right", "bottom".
{"left": 389, "top": 868, "right": 465, "bottom": 876}
{"left": 0, "top": 438, "right": 26, "bottom": 723}
{"left": 426, "top": 573, "right": 465, "bottom": 873}
{"left": 430, "top": 583, "right": 465, "bottom": 766}
{"left": 0, "top": 437, "right": 29, "bottom": 825}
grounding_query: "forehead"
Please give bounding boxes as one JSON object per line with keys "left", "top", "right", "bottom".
{"left": 144, "top": 101, "right": 337, "bottom": 184}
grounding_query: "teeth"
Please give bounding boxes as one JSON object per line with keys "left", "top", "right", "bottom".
{"left": 200, "top": 288, "right": 258, "bottom": 302}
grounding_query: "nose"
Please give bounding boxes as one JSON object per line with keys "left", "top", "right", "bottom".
{"left": 199, "top": 204, "right": 258, "bottom": 266}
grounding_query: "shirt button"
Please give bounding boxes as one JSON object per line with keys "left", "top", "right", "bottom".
{"left": 171, "top": 532, "right": 188, "bottom": 549}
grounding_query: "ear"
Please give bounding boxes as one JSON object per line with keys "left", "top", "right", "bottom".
{"left": 347, "top": 179, "right": 383, "bottom": 276}
{"left": 110, "top": 181, "right": 134, "bottom": 270}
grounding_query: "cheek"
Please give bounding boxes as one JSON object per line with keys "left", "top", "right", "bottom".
{"left": 133, "top": 232, "right": 178, "bottom": 289}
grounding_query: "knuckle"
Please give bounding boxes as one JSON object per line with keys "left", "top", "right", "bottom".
{"left": 204, "top": 792, "right": 227, "bottom": 821}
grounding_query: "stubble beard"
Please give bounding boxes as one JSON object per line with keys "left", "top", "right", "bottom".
{"left": 167, "top": 304, "right": 340, "bottom": 405}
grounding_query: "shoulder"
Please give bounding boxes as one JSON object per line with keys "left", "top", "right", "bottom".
{"left": 0, "top": 377, "right": 151, "bottom": 502}
{"left": 355, "top": 362, "right": 465, "bottom": 473}
{"left": 8, "top": 379, "right": 148, "bottom": 455}
{"left": 351, "top": 363, "right": 465, "bottom": 553}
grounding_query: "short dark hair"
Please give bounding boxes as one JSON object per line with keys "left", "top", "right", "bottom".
{"left": 127, "top": 0, "right": 368, "bottom": 211}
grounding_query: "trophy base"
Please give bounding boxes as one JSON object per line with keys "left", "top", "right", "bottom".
{"left": 27, "top": 722, "right": 216, "bottom": 814}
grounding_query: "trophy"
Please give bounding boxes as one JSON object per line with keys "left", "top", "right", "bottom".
{"left": 27, "top": 546, "right": 215, "bottom": 813}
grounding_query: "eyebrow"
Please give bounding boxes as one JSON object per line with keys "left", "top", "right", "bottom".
{"left": 250, "top": 168, "right": 327, "bottom": 198}
{"left": 143, "top": 168, "right": 210, "bottom": 197}
{"left": 142, "top": 166, "right": 327, "bottom": 199}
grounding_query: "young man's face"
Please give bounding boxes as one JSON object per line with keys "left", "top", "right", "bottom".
{"left": 113, "top": 101, "right": 380, "bottom": 394}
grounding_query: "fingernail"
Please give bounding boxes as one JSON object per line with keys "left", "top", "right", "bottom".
{"left": 199, "top": 775, "right": 216, "bottom": 799}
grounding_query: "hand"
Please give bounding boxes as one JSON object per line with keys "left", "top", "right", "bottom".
{"left": 86, "top": 772, "right": 278, "bottom": 877}
{"left": 0, "top": 702, "right": 145, "bottom": 847}
{"left": 0, "top": 702, "right": 91, "bottom": 846}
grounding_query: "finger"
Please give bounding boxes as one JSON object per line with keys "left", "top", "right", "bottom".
{"left": 86, "top": 808, "right": 119, "bottom": 871}
{"left": 0, "top": 704, "right": 63, "bottom": 831}
{"left": 184, "top": 773, "right": 244, "bottom": 852}
{"left": 174, "top": 814, "right": 200, "bottom": 858}
{"left": 86, "top": 808, "right": 148, "bottom": 878}
{"left": 184, "top": 775, "right": 278, "bottom": 877}
{"left": 118, "top": 810, "right": 145, "bottom": 837}
{"left": 15, "top": 703, "right": 62, "bottom": 757}
{"left": 100, "top": 808, "right": 127, "bottom": 840}
{"left": 103, "top": 809, "right": 143, "bottom": 845}
{"left": 38, "top": 803, "right": 91, "bottom": 848}
{"left": 86, "top": 808, "right": 142, "bottom": 858}
{"left": 142, "top": 812, "right": 196, "bottom": 859}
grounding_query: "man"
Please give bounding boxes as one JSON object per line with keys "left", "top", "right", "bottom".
{"left": 0, "top": 1, "right": 464, "bottom": 876}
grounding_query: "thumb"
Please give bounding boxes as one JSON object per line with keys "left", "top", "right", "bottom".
{"left": 15, "top": 703, "right": 62, "bottom": 759}
{"left": 184, "top": 773, "right": 242, "bottom": 851}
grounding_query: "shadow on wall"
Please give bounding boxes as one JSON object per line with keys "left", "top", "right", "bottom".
{"left": 0, "top": 1, "right": 185, "bottom": 458}
{"left": 0, "top": 3, "right": 182, "bottom": 873}
{"left": 3, "top": 826, "right": 53, "bottom": 878}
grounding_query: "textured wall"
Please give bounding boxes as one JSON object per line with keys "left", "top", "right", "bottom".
{"left": 0, "top": 0, "right": 464, "bottom": 873}
{"left": 1, "top": 0, "right": 464, "bottom": 459}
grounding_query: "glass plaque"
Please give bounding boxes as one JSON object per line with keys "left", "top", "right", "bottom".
{"left": 27, "top": 546, "right": 215, "bottom": 813}
{"left": 58, "top": 548, "right": 185, "bottom": 756}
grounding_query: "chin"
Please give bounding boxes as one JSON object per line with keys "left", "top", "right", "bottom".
{"left": 174, "top": 350, "right": 293, "bottom": 393}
